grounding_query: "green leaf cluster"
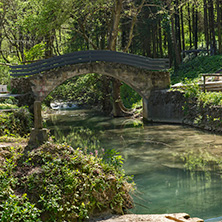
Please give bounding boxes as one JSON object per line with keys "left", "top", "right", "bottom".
{"left": 0, "top": 194, "right": 41, "bottom": 222}
{"left": 0, "top": 147, "right": 41, "bottom": 221}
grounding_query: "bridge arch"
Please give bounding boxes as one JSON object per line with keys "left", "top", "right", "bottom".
{"left": 28, "top": 61, "right": 170, "bottom": 102}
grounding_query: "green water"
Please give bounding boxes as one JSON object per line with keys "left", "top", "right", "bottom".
{"left": 45, "top": 109, "right": 222, "bottom": 221}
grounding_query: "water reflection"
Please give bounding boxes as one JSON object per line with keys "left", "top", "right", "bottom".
{"left": 45, "top": 109, "right": 222, "bottom": 221}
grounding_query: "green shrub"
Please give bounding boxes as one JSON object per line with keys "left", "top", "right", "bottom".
{"left": 0, "top": 147, "right": 41, "bottom": 222}
{"left": 30, "top": 143, "right": 132, "bottom": 221}
{"left": 0, "top": 107, "right": 32, "bottom": 137}
{"left": 0, "top": 194, "right": 41, "bottom": 222}
{"left": 174, "top": 78, "right": 201, "bottom": 99}
{"left": 0, "top": 142, "right": 134, "bottom": 222}
{"left": 198, "top": 91, "right": 222, "bottom": 107}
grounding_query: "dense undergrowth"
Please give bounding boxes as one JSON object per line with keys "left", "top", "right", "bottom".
{"left": 0, "top": 107, "right": 32, "bottom": 137}
{"left": 0, "top": 105, "right": 134, "bottom": 221}
{"left": 44, "top": 73, "right": 142, "bottom": 111}
{"left": 0, "top": 141, "right": 134, "bottom": 221}
{"left": 172, "top": 80, "right": 222, "bottom": 107}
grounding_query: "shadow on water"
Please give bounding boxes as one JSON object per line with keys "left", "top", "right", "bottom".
{"left": 45, "top": 109, "right": 222, "bottom": 221}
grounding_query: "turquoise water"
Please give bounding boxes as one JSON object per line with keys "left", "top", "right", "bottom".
{"left": 45, "top": 109, "right": 222, "bottom": 221}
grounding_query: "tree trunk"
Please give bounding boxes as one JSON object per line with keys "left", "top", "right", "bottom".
{"left": 123, "top": 0, "right": 145, "bottom": 52}
{"left": 101, "top": 76, "right": 112, "bottom": 114}
{"left": 108, "top": 0, "right": 122, "bottom": 51}
{"left": 208, "top": 0, "right": 216, "bottom": 54}
{"left": 45, "top": 30, "right": 55, "bottom": 59}
{"left": 18, "top": 29, "right": 25, "bottom": 62}
{"left": 175, "top": 0, "right": 181, "bottom": 55}
{"left": 203, "top": 0, "right": 209, "bottom": 52}
{"left": 165, "top": 20, "right": 174, "bottom": 66}
{"left": 145, "top": 26, "right": 152, "bottom": 57}
{"left": 180, "top": 4, "right": 185, "bottom": 58}
{"left": 108, "top": 0, "right": 126, "bottom": 117}
{"left": 192, "top": 2, "right": 198, "bottom": 52}
{"left": 108, "top": 0, "right": 145, "bottom": 116}
{"left": 187, "top": 2, "right": 192, "bottom": 49}
{"left": 217, "top": 0, "right": 222, "bottom": 54}
{"left": 152, "top": 23, "right": 157, "bottom": 57}
{"left": 171, "top": 16, "right": 181, "bottom": 69}
{"left": 112, "top": 78, "right": 124, "bottom": 117}
{"left": 158, "top": 20, "right": 163, "bottom": 57}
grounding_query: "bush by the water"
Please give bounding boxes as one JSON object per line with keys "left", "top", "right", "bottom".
{"left": 0, "top": 142, "right": 134, "bottom": 221}
{"left": 0, "top": 107, "right": 32, "bottom": 137}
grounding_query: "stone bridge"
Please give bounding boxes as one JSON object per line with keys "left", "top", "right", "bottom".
{"left": 10, "top": 50, "right": 170, "bottom": 107}
{"left": 10, "top": 50, "right": 170, "bottom": 144}
{"left": 30, "top": 62, "right": 169, "bottom": 101}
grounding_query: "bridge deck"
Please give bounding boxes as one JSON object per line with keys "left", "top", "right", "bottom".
{"left": 10, "top": 50, "right": 169, "bottom": 77}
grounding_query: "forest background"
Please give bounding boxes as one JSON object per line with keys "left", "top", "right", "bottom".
{"left": 0, "top": 0, "right": 222, "bottom": 113}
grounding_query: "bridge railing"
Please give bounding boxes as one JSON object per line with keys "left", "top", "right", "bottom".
{"left": 10, "top": 50, "right": 170, "bottom": 77}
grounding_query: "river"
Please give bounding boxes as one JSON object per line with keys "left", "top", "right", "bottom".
{"left": 45, "top": 108, "right": 222, "bottom": 222}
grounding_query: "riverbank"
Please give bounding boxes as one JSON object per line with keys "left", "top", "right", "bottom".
{"left": 146, "top": 89, "right": 222, "bottom": 134}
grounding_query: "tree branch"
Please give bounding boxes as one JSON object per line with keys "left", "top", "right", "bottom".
{"left": 108, "top": 0, "right": 123, "bottom": 50}
{"left": 123, "top": 0, "right": 145, "bottom": 52}
{"left": 0, "top": 62, "right": 13, "bottom": 66}
{"left": 76, "top": 22, "right": 98, "bottom": 50}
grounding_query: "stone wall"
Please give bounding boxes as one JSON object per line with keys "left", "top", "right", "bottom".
{"left": 146, "top": 89, "right": 222, "bottom": 133}
{"left": 183, "top": 100, "right": 222, "bottom": 133}
{"left": 145, "top": 90, "right": 186, "bottom": 123}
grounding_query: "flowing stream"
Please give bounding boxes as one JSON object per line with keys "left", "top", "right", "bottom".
{"left": 45, "top": 108, "right": 222, "bottom": 221}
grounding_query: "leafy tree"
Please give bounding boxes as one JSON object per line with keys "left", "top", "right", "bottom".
{"left": 2, "top": 0, "right": 222, "bottom": 111}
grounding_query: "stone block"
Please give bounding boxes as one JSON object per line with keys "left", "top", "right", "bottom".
{"left": 29, "top": 128, "right": 48, "bottom": 146}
